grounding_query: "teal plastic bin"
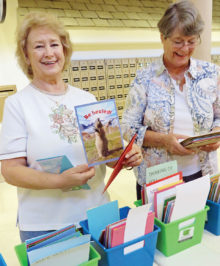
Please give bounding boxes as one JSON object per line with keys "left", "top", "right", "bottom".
{"left": 80, "top": 206, "right": 160, "bottom": 266}
{"left": 205, "top": 200, "right": 220, "bottom": 235}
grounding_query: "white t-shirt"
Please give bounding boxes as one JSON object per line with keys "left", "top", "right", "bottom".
{"left": 171, "top": 80, "right": 201, "bottom": 176}
{"left": 0, "top": 84, "right": 110, "bottom": 231}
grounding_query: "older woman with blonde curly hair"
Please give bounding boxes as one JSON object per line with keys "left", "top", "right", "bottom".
{"left": 16, "top": 13, "right": 72, "bottom": 80}
{"left": 0, "top": 12, "right": 142, "bottom": 242}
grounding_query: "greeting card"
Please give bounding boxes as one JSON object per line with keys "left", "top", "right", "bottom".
{"left": 75, "top": 99, "right": 124, "bottom": 166}
{"left": 37, "top": 155, "right": 90, "bottom": 191}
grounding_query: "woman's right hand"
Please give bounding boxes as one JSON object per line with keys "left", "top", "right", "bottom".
{"left": 164, "top": 133, "right": 195, "bottom": 155}
{"left": 58, "top": 164, "right": 95, "bottom": 189}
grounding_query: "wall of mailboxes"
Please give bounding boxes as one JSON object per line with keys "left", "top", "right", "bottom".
{"left": 1, "top": 54, "right": 220, "bottom": 123}
{"left": 62, "top": 57, "right": 159, "bottom": 120}
{"left": 62, "top": 54, "right": 220, "bottom": 120}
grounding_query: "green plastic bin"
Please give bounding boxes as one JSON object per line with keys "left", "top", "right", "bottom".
{"left": 155, "top": 206, "right": 209, "bottom": 256}
{"left": 134, "top": 200, "right": 210, "bottom": 256}
{"left": 14, "top": 242, "right": 101, "bottom": 266}
{"left": 134, "top": 199, "right": 143, "bottom": 207}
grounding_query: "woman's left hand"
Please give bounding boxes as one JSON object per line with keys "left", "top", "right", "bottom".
{"left": 122, "top": 143, "right": 143, "bottom": 168}
{"left": 199, "top": 142, "right": 220, "bottom": 152}
{"left": 199, "top": 127, "right": 220, "bottom": 152}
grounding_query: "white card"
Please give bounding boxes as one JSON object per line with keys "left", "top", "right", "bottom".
{"left": 170, "top": 175, "right": 210, "bottom": 222}
{"left": 123, "top": 204, "right": 151, "bottom": 254}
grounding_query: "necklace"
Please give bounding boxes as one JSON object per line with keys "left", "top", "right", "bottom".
{"left": 30, "top": 83, "right": 69, "bottom": 105}
{"left": 167, "top": 63, "right": 189, "bottom": 86}
{"left": 170, "top": 72, "right": 186, "bottom": 88}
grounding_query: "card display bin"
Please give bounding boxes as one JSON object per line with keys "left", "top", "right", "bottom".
{"left": 205, "top": 200, "right": 220, "bottom": 235}
{"left": 134, "top": 200, "right": 209, "bottom": 256}
{"left": 14, "top": 242, "right": 100, "bottom": 266}
{"left": 0, "top": 253, "right": 7, "bottom": 266}
{"left": 80, "top": 206, "right": 160, "bottom": 266}
{"left": 155, "top": 206, "right": 209, "bottom": 256}
{"left": 134, "top": 199, "right": 143, "bottom": 207}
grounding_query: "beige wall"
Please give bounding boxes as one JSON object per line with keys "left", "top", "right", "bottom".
{"left": 1, "top": 1, "right": 220, "bottom": 92}
{"left": 192, "top": 0, "right": 212, "bottom": 62}
{"left": 0, "top": 0, "right": 28, "bottom": 91}
{"left": 69, "top": 28, "right": 161, "bottom": 51}
{"left": 0, "top": 1, "right": 162, "bottom": 91}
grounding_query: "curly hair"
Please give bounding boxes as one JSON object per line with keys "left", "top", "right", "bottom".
{"left": 16, "top": 12, "right": 72, "bottom": 79}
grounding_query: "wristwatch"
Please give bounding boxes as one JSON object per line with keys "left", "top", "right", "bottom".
{"left": 0, "top": 0, "right": 6, "bottom": 23}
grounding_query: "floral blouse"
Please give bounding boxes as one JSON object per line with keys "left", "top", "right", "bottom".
{"left": 121, "top": 56, "right": 220, "bottom": 185}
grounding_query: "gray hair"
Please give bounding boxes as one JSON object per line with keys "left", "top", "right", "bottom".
{"left": 157, "top": 0, "right": 204, "bottom": 39}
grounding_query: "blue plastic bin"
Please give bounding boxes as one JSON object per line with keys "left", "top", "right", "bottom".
{"left": 205, "top": 200, "right": 220, "bottom": 235}
{"left": 80, "top": 206, "right": 160, "bottom": 266}
{"left": 0, "top": 253, "right": 7, "bottom": 266}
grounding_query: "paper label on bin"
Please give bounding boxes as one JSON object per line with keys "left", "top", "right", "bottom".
{"left": 178, "top": 226, "right": 194, "bottom": 242}
{"left": 178, "top": 218, "right": 195, "bottom": 229}
{"left": 124, "top": 241, "right": 144, "bottom": 255}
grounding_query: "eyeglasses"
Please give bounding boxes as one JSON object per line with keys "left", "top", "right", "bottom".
{"left": 169, "top": 36, "right": 200, "bottom": 49}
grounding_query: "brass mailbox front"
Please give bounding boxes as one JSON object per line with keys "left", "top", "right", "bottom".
{"left": 0, "top": 85, "right": 17, "bottom": 123}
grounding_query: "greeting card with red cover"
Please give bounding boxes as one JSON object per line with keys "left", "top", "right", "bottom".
{"left": 103, "top": 133, "right": 137, "bottom": 193}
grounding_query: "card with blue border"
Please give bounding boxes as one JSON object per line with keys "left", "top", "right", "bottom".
{"left": 75, "top": 99, "right": 124, "bottom": 166}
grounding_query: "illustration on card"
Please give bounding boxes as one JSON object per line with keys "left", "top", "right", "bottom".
{"left": 75, "top": 99, "right": 124, "bottom": 166}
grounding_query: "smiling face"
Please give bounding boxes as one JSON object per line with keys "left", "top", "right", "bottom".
{"left": 161, "top": 28, "right": 198, "bottom": 70}
{"left": 26, "top": 26, "right": 65, "bottom": 81}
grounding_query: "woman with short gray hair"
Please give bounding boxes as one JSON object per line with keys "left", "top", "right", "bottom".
{"left": 122, "top": 0, "right": 220, "bottom": 199}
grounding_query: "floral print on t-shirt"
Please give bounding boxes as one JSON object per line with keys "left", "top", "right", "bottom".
{"left": 49, "top": 103, "right": 79, "bottom": 143}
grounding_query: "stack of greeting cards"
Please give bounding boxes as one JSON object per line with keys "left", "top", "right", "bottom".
{"left": 208, "top": 173, "right": 220, "bottom": 203}
{"left": 142, "top": 161, "right": 210, "bottom": 223}
{"left": 25, "top": 225, "right": 91, "bottom": 266}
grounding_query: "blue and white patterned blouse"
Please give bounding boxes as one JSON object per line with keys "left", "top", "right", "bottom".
{"left": 121, "top": 56, "right": 220, "bottom": 185}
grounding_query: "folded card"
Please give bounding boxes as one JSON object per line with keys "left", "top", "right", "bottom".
{"left": 37, "top": 155, "right": 90, "bottom": 190}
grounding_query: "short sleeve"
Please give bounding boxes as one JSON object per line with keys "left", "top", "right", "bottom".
{"left": 0, "top": 96, "right": 27, "bottom": 160}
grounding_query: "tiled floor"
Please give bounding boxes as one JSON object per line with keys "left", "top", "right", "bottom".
{"left": 0, "top": 167, "right": 137, "bottom": 265}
